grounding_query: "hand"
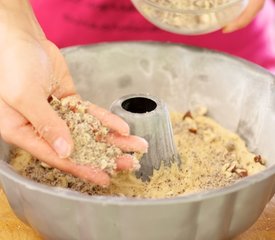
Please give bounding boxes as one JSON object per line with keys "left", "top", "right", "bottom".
{"left": 0, "top": 5, "right": 147, "bottom": 186}
{"left": 223, "top": 0, "right": 265, "bottom": 33}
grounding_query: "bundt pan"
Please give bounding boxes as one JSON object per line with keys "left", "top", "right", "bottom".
{"left": 0, "top": 42, "right": 275, "bottom": 240}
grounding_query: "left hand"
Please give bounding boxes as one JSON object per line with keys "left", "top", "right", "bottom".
{"left": 223, "top": 0, "right": 265, "bottom": 33}
{"left": 0, "top": 38, "right": 148, "bottom": 187}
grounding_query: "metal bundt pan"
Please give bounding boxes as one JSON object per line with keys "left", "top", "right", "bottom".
{"left": 0, "top": 42, "right": 275, "bottom": 240}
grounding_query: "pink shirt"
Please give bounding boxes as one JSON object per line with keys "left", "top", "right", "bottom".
{"left": 31, "top": 0, "right": 275, "bottom": 72}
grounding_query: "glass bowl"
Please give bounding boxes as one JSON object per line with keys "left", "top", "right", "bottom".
{"left": 131, "top": 0, "right": 249, "bottom": 34}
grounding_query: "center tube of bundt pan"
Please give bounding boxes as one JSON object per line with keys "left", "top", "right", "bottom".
{"left": 110, "top": 94, "right": 180, "bottom": 181}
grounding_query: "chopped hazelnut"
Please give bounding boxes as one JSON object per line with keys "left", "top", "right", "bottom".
{"left": 254, "top": 155, "right": 265, "bottom": 165}
{"left": 183, "top": 111, "right": 193, "bottom": 120}
{"left": 188, "top": 128, "right": 197, "bottom": 134}
{"left": 234, "top": 168, "right": 248, "bottom": 178}
{"left": 225, "top": 141, "right": 235, "bottom": 152}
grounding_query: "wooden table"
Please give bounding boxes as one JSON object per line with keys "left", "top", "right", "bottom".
{"left": 0, "top": 188, "right": 274, "bottom": 240}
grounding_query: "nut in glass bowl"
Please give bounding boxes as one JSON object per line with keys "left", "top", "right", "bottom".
{"left": 131, "top": 0, "right": 249, "bottom": 35}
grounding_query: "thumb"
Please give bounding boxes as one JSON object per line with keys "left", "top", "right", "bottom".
{"left": 8, "top": 94, "right": 73, "bottom": 158}
{"left": 223, "top": 0, "right": 265, "bottom": 33}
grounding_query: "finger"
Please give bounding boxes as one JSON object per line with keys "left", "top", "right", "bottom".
{"left": 105, "top": 132, "right": 148, "bottom": 153}
{"left": 223, "top": 0, "right": 265, "bottom": 33}
{"left": 6, "top": 92, "right": 74, "bottom": 159}
{"left": 19, "top": 128, "right": 110, "bottom": 186}
{"left": 0, "top": 102, "right": 110, "bottom": 186}
{"left": 115, "top": 154, "right": 136, "bottom": 171}
{"left": 88, "top": 104, "right": 130, "bottom": 136}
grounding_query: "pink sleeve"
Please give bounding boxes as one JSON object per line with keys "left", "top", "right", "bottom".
{"left": 30, "top": 0, "right": 275, "bottom": 73}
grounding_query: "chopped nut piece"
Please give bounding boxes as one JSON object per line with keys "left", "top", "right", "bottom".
{"left": 225, "top": 141, "right": 235, "bottom": 152}
{"left": 192, "top": 106, "right": 208, "bottom": 116}
{"left": 183, "top": 111, "right": 193, "bottom": 120}
{"left": 188, "top": 128, "right": 197, "bottom": 134}
{"left": 254, "top": 155, "right": 265, "bottom": 165}
{"left": 47, "top": 95, "right": 53, "bottom": 102}
{"left": 222, "top": 161, "right": 239, "bottom": 174}
{"left": 234, "top": 168, "right": 248, "bottom": 178}
{"left": 40, "top": 162, "right": 52, "bottom": 169}
{"left": 221, "top": 163, "right": 230, "bottom": 172}
{"left": 203, "top": 129, "right": 216, "bottom": 143}
{"left": 227, "top": 162, "right": 237, "bottom": 173}
{"left": 68, "top": 106, "right": 77, "bottom": 113}
{"left": 184, "top": 117, "right": 198, "bottom": 131}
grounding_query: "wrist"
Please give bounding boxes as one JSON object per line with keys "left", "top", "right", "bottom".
{"left": 0, "top": 0, "right": 45, "bottom": 43}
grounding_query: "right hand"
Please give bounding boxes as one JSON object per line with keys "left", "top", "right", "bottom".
{"left": 223, "top": 0, "right": 265, "bottom": 33}
{"left": 0, "top": 1, "right": 148, "bottom": 186}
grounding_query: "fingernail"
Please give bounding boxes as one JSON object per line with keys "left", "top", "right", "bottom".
{"left": 120, "top": 122, "right": 130, "bottom": 136}
{"left": 53, "top": 137, "right": 71, "bottom": 158}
